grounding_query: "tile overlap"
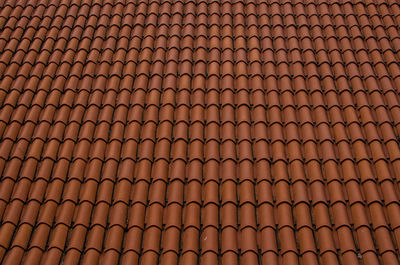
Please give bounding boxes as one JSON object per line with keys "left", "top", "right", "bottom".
{"left": 1, "top": 0, "right": 400, "bottom": 264}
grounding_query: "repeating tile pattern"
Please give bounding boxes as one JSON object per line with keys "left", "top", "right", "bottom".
{"left": 1, "top": 0, "right": 400, "bottom": 264}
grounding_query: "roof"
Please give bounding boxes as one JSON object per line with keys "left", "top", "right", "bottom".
{"left": 1, "top": 0, "right": 400, "bottom": 264}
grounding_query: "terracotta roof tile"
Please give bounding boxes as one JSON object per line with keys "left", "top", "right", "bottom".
{"left": 2, "top": 0, "right": 400, "bottom": 264}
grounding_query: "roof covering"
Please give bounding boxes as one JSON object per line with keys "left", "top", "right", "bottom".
{"left": 1, "top": 0, "right": 400, "bottom": 265}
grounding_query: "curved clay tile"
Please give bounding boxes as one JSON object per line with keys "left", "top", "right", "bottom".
{"left": 2, "top": 1, "right": 400, "bottom": 265}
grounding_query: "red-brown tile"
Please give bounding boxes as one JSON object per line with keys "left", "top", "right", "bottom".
{"left": 1, "top": 1, "right": 400, "bottom": 264}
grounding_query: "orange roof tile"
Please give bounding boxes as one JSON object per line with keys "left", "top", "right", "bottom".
{"left": 1, "top": 0, "right": 400, "bottom": 264}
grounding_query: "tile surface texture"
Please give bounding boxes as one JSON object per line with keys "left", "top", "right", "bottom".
{"left": 2, "top": 0, "right": 400, "bottom": 264}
